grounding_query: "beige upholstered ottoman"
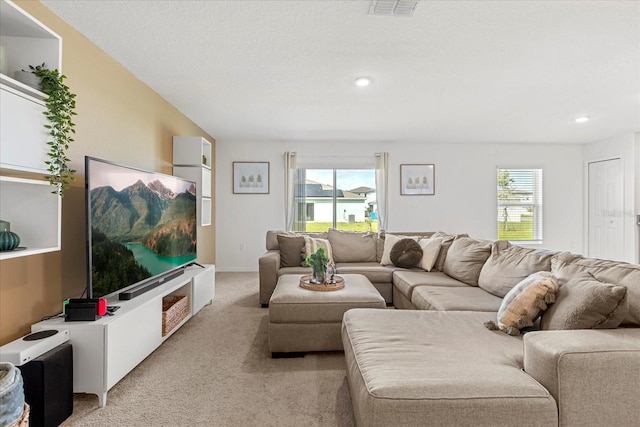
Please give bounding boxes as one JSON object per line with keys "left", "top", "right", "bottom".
{"left": 268, "top": 274, "right": 386, "bottom": 356}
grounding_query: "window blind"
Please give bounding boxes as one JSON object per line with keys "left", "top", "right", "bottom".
{"left": 497, "top": 168, "right": 543, "bottom": 243}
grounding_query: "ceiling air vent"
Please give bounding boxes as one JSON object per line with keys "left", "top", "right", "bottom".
{"left": 369, "top": 0, "right": 419, "bottom": 16}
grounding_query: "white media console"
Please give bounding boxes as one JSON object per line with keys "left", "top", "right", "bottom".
{"left": 31, "top": 264, "right": 215, "bottom": 407}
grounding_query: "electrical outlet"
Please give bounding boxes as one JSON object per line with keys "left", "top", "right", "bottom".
{"left": 637, "top": 214, "right": 640, "bottom": 226}
{"left": 239, "top": 243, "right": 246, "bottom": 252}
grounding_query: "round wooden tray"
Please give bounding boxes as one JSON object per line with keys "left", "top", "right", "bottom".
{"left": 300, "top": 275, "right": 345, "bottom": 291}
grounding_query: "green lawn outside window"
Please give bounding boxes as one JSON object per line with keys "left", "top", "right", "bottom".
{"left": 304, "top": 221, "right": 378, "bottom": 233}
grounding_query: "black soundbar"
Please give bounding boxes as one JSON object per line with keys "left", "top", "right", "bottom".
{"left": 118, "top": 268, "right": 186, "bottom": 300}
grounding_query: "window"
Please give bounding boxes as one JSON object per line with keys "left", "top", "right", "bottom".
{"left": 292, "top": 168, "right": 377, "bottom": 232}
{"left": 497, "top": 168, "right": 543, "bottom": 242}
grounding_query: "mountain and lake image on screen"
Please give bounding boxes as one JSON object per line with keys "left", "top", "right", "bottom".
{"left": 86, "top": 157, "right": 197, "bottom": 299}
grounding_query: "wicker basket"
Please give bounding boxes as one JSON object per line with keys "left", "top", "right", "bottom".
{"left": 162, "top": 295, "right": 189, "bottom": 336}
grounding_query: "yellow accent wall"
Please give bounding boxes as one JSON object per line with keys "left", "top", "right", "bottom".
{"left": 0, "top": 1, "right": 215, "bottom": 345}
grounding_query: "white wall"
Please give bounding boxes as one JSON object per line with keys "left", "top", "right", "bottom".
{"left": 584, "top": 133, "right": 638, "bottom": 263}
{"left": 216, "top": 141, "right": 585, "bottom": 271}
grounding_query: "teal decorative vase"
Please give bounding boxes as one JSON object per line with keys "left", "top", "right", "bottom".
{"left": 0, "top": 220, "right": 20, "bottom": 251}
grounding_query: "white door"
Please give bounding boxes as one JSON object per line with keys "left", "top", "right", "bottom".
{"left": 588, "top": 158, "right": 624, "bottom": 260}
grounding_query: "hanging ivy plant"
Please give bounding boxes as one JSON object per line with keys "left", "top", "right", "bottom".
{"left": 26, "top": 63, "right": 77, "bottom": 196}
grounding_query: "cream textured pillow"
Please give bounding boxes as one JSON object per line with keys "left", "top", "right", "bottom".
{"left": 380, "top": 234, "right": 415, "bottom": 265}
{"left": 303, "top": 236, "right": 334, "bottom": 265}
{"left": 418, "top": 236, "right": 443, "bottom": 272}
{"left": 540, "top": 272, "right": 628, "bottom": 330}
{"left": 486, "top": 271, "right": 558, "bottom": 335}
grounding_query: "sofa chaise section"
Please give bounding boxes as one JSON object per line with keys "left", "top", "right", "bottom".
{"left": 342, "top": 309, "right": 558, "bottom": 427}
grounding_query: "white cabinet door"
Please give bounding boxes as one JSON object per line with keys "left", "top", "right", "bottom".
{"left": 0, "top": 86, "right": 49, "bottom": 173}
{"left": 105, "top": 299, "right": 163, "bottom": 389}
{"left": 192, "top": 265, "right": 215, "bottom": 314}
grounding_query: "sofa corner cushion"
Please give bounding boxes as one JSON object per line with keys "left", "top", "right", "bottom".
{"left": 493, "top": 271, "right": 559, "bottom": 333}
{"left": 478, "top": 241, "right": 555, "bottom": 297}
{"left": 390, "top": 238, "right": 423, "bottom": 268}
{"left": 540, "top": 272, "right": 628, "bottom": 330}
{"left": 442, "top": 236, "right": 491, "bottom": 286}
{"left": 276, "top": 234, "right": 305, "bottom": 267}
{"left": 431, "top": 231, "right": 468, "bottom": 272}
{"left": 327, "top": 228, "right": 377, "bottom": 263}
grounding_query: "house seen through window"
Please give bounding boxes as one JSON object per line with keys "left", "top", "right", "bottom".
{"left": 293, "top": 169, "right": 377, "bottom": 232}
{"left": 497, "top": 168, "right": 543, "bottom": 243}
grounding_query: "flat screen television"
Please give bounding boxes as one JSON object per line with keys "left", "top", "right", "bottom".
{"left": 85, "top": 156, "right": 197, "bottom": 300}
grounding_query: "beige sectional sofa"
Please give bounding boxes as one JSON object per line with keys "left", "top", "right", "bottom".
{"left": 259, "top": 228, "right": 414, "bottom": 306}
{"left": 258, "top": 229, "right": 640, "bottom": 426}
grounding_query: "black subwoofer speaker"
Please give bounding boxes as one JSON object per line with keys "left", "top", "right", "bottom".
{"left": 18, "top": 343, "right": 73, "bottom": 427}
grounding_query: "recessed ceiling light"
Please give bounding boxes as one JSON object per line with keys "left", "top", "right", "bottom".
{"left": 355, "top": 77, "right": 372, "bottom": 87}
{"left": 574, "top": 116, "right": 590, "bottom": 123}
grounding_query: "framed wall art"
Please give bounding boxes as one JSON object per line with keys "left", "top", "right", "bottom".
{"left": 400, "top": 164, "right": 435, "bottom": 195}
{"left": 233, "top": 162, "right": 270, "bottom": 194}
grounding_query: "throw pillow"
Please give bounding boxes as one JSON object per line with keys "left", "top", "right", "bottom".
{"left": 478, "top": 241, "right": 556, "bottom": 298}
{"left": 303, "top": 236, "right": 334, "bottom": 266}
{"left": 418, "top": 236, "right": 443, "bottom": 272}
{"left": 390, "top": 238, "right": 423, "bottom": 269}
{"left": 277, "top": 234, "right": 306, "bottom": 268}
{"left": 485, "top": 271, "right": 558, "bottom": 336}
{"left": 442, "top": 236, "right": 492, "bottom": 286}
{"left": 540, "top": 272, "right": 628, "bottom": 330}
{"left": 551, "top": 252, "right": 640, "bottom": 327}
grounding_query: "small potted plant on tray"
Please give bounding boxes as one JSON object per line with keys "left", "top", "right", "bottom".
{"left": 305, "top": 247, "right": 329, "bottom": 284}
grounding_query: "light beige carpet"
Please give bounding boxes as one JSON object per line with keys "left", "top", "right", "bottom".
{"left": 61, "top": 272, "right": 356, "bottom": 426}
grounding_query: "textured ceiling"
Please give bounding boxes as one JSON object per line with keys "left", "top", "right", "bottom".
{"left": 41, "top": 0, "right": 640, "bottom": 144}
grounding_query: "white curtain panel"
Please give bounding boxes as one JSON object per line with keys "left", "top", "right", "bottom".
{"left": 284, "top": 151, "right": 297, "bottom": 230}
{"left": 375, "top": 152, "right": 389, "bottom": 231}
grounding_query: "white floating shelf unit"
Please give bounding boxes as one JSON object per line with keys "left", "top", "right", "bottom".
{"left": 0, "top": 0, "right": 63, "bottom": 260}
{"left": 172, "top": 136, "right": 213, "bottom": 227}
{"left": 0, "top": 176, "right": 61, "bottom": 260}
{"left": 0, "top": 0, "right": 62, "bottom": 78}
